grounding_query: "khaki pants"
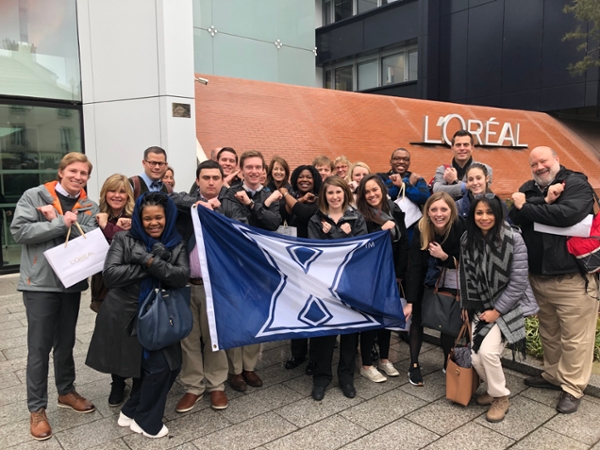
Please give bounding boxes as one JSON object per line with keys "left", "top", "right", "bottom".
{"left": 179, "top": 284, "right": 228, "bottom": 394}
{"left": 226, "top": 344, "right": 261, "bottom": 374}
{"left": 530, "top": 273, "right": 599, "bottom": 398}
{"left": 471, "top": 322, "right": 510, "bottom": 398}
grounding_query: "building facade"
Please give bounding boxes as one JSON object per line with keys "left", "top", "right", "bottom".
{"left": 316, "top": 0, "right": 600, "bottom": 124}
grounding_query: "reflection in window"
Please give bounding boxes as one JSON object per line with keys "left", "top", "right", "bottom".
{"left": 358, "top": 60, "right": 377, "bottom": 90}
{"left": 323, "top": 0, "right": 333, "bottom": 25}
{"left": 325, "top": 70, "right": 332, "bottom": 89}
{"left": 382, "top": 53, "right": 405, "bottom": 85}
{"left": 0, "top": 101, "right": 82, "bottom": 268}
{"left": 335, "top": 66, "right": 353, "bottom": 91}
{"left": 0, "top": 0, "right": 81, "bottom": 101}
{"left": 335, "top": 0, "right": 353, "bottom": 22}
{"left": 408, "top": 50, "right": 418, "bottom": 81}
{"left": 358, "top": 0, "right": 377, "bottom": 14}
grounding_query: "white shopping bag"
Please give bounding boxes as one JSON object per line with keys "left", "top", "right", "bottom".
{"left": 394, "top": 184, "right": 422, "bottom": 228}
{"left": 275, "top": 221, "right": 297, "bottom": 237}
{"left": 534, "top": 214, "right": 593, "bottom": 238}
{"left": 44, "top": 226, "right": 109, "bottom": 288}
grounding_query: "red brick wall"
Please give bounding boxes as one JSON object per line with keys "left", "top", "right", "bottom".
{"left": 195, "top": 75, "right": 600, "bottom": 199}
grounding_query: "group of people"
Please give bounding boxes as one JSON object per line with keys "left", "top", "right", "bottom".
{"left": 12, "top": 129, "right": 599, "bottom": 441}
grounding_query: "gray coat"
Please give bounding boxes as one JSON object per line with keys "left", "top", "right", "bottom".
{"left": 85, "top": 232, "right": 190, "bottom": 378}
{"left": 11, "top": 181, "right": 99, "bottom": 293}
{"left": 432, "top": 160, "right": 493, "bottom": 200}
{"left": 493, "top": 231, "right": 539, "bottom": 317}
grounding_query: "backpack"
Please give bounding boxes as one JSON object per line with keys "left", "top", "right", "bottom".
{"left": 566, "top": 192, "right": 600, "bottom": 273}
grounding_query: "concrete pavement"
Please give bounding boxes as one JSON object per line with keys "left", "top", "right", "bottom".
{"left": 1, "top": 273, "right": 600, "bottom": 450}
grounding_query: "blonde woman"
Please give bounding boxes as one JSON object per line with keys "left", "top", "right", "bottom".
{"left": 92, "top": 174, "right": 135, "bottom": 406}
{"left": 404, "top": 192, "right": 465, "bottom": 386}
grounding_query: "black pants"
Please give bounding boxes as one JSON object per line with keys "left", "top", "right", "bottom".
{"left": 290, "top": 338, "right": 318, "bottom": 361}
{"left": 360, "top": 329, "right": 391, "bottom": 366}
{"left": 312, "top": 333, "right": 358, "bottom": 388}
{"left": 410, "top": 300, "right": 454, "bottom": 368}
{"left": 121, "top": 350, "right": 179, "bottom": 435}
{"left": 23, "top": 291, "right": 81, "bottom": 412}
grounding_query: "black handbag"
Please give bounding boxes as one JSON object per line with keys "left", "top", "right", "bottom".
{"left": 137, "top": 285, "right": 193, "bottom": 351}
{"left": 421, "top": 263, "right": 462, "bottom": 337}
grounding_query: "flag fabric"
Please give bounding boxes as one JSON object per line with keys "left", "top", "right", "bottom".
{"left": 192, "top": 205, "right": 406, "bottom": 350}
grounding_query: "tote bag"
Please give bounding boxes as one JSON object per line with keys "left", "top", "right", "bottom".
{"left": 421, "top": 265, "right": 462, "bottom": 337}
{"left": 44, "top": 225, "right": 109, "bottom": 288}
{"left": 394, "top": 183, "right": 422, "bottom": 228}
{"left": 446, "top": 320, "right": 480, "bottom": 406}
{"left": 137, "top": 285, "right": 193, "bottom": 351}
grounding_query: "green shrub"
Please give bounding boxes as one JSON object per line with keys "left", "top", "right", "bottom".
{"left": 525, "top": 315, "right": 600, "bottom": 361}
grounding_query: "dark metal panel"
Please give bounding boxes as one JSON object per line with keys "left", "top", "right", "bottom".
{"left": 540, "top": 83, "right": 586, "bottom": 111}
{"left": 466, "top": 0, "right": 504, "bottom": 99}
{"left": 469, "top": 0, "right": 497, "bottom": 7}
{"left": 501, "top": 90, "right": 542, "bottom": 111}
{"left": 502, "top": 0, "right": 543, "bottom": 94}
{"left": 465, "top": 94, "right": 502, "bottom": 107}
{"left": 441, "top": 0, "right": 469, "bottom": 16}
{"left": 438, "top": 9, "right": 468, "bottom": 101}
{"left": 585, "top": 81, "right": 599, "bottom": 107}
{"left": 541, "top": 1, "right": 585, "bottom": 88}
{"left": 363, "top": 1, "right": 419, "bottom": 50}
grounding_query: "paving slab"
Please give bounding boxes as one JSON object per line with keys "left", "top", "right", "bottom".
{"left": 2, "top": 274, "right": 600, "bottom": 449}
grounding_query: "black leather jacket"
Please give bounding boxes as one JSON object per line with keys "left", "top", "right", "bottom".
{"left": 85, "top": 233, "right": 190, "bottom": 378}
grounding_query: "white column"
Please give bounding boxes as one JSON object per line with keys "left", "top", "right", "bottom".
{"left": 77, "top": 0, "right": 199, "bottom": 200}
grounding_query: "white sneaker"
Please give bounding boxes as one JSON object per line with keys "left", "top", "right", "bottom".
{"left": 378, "top": 360, "right": 400, "bottom": 377}
{"left": 117, "top": 412, "right": 133, "bottom": 427}
{"left": 360, "top": 366, "right": 387, "bottom": 383}
{"left": 130, "top": 420, "right": 169, "bottom": 439}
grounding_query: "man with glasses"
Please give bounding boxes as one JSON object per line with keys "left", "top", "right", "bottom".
{"left": 129, "top": 146, "right": 172, "bottom": 200}
{"left": 431, "top": 130, "right": 492, "bottom": 200}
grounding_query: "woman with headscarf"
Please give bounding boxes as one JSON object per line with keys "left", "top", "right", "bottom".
{"left": 86, "top": 192, "right": 189, "bottom": 438}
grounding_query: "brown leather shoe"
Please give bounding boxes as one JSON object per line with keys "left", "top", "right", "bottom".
{"left": 242, "top": 370, "right": 263, "bottom": 387}
{"left": 175, "top": 392, "right": 202, "bottom": 413}
{"left": 228, "top": 374, "right": 247, "bottom": 392}
{"left": 210, "top": 390, "right": 228, "bottom": 410}
{"left": 30, "top": 408, "right": 52, "bottom": 441}
{"left": 57, "top": 391, "right": 95, "bottom": 413}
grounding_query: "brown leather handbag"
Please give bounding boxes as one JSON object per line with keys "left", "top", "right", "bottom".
{"left": 446, "top": 320, "right": 480, "bottom": 406}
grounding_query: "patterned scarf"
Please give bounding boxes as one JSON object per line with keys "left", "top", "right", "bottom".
{"left": 459, "top": 224, "right": 526, "bottom": 356}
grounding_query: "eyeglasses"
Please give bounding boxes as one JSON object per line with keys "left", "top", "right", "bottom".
{"left": 145, "top": 160, "right": 167, "bottom": 168}
{"left": 474, "top": 193, "right": 496, "bottom": 199}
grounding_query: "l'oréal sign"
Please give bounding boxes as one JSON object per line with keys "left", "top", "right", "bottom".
{"left": 413, "top": 114, "right": 528, "bottom": 148}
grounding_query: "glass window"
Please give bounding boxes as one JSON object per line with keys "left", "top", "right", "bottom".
{"left": 325, "top": 70, "right": 332, "bottom": 89}
{"left": 382, "top": 0, "right": 400, "bottom": 4}
{"left": 357, "top": 60, "right": 378, "bottom": 90}
{"left": 408, "top": 50, "right": 418, "bottom": 81}
{"left": 0, "top": 0, "right": 81, "bottom": 101}
{"left": 357, "top": 0, "right": 377, "bottom": 14}
{"left": 0, "top": 101, "right": 82, "bottom": 268}
{"left": 335, "top": 0, "right": 353, "bottom": 22}
{"left": 335, "top": 65, "right": 353, "bottom": 91}
{"left": 382, "top": 52, "right": 405, "bottom": 85}
{"left": 323, "top": 0, "right": 333, "bottom": 26}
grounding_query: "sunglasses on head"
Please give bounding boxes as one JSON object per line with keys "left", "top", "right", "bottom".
{"left": 474, "top": 193, "right": 496, "bottom": 200}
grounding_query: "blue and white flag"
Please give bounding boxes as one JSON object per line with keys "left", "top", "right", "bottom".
{"left": 192, "top": 205, "right": 406, "bottom": 350}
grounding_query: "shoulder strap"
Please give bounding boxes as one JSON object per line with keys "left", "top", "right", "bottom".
{"left": 130, "top": 176, "right": 141, "bottom": 200}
